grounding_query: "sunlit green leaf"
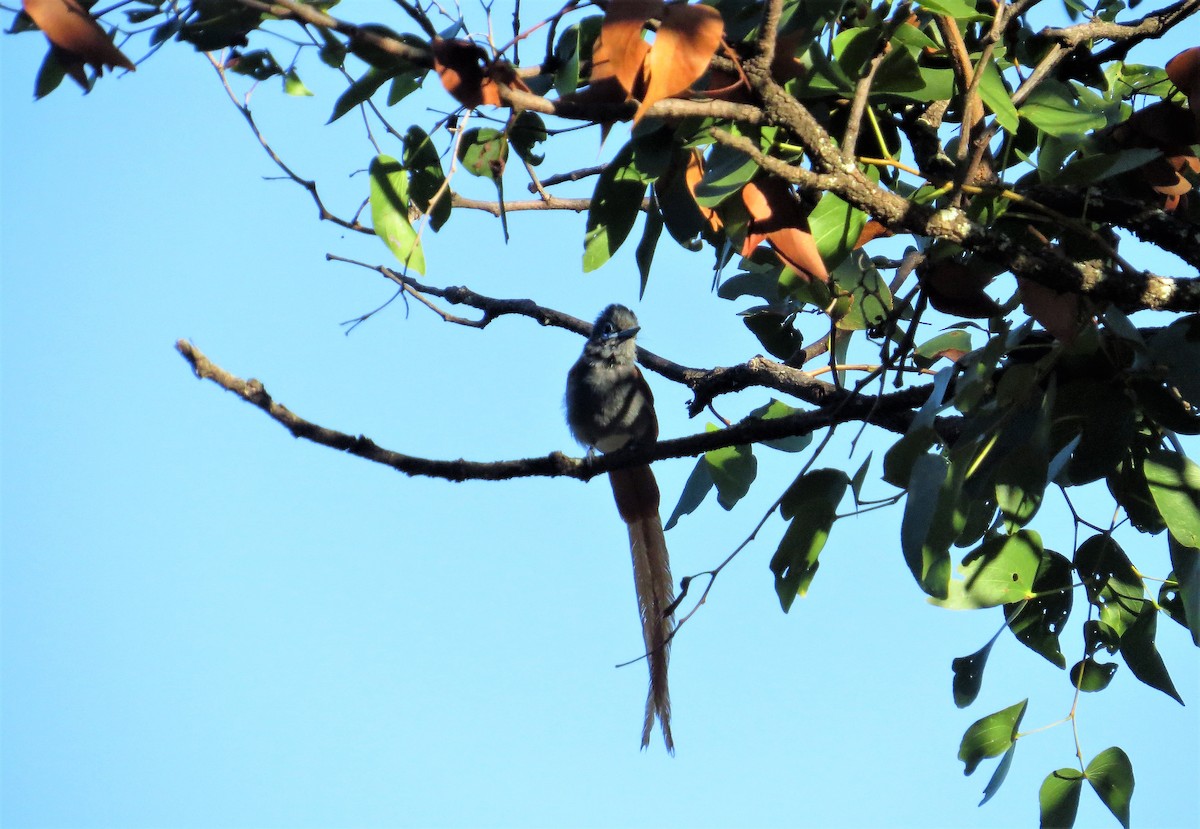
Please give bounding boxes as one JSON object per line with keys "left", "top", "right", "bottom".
{"left": 808, "top": 190, "right": 867, "bottom": 269}
{"left": 934, "top": 531, "right": 1042, "bottom": 609}
{"left": 1085, "top": 747, "right": 1134, "bottom": 829}
{"left": 457, "top": 127, "right": 508, "bottom": 180}
{"left": 916, "top": 0, "right": 991, "bottom": 20}
{"left": 1020, "top": 81, "right": 1107, "bottom": 136}
{"left": 283, "top": 69, "right": 314, "bottom": 96}
{"left": 1006, "top": 550, "right": 1073, "bottom": 667}
{"left": 368, "top": 154, "right": 425, "bottom": 274}
{"left": 705, "top": 424, "right": 757, "bottom": 510}
{"left": 830, "top": 250, "right": 891, "bottom": 331}
{"left": 958, "top": 699, "right": 1028, "bottom": 776}
{"left": 1144, "top": 448, "right": 1200, "bottom": 548}
{"left": 978, "top": 61, "right": 1019, "bottom": 133}
{"left": 1040, "top": 768, "right": 1085, "bottom": 829}
{"left": 746, "top": 399, "right": 814, "bottom": 453}
{"left": 584, "top": 137, "right": 667, "bottom": 271}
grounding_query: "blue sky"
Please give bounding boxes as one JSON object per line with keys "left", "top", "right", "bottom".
{"left": 2, "top": 3, "right": 1197, "bottom": 827}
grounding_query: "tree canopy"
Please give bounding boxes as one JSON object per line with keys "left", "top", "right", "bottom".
{"left": 8, "top": 0, "right": 1200, "bottom": 825}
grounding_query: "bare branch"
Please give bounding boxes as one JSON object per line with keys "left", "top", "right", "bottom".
{"left": 175, "top": 339, "right": 939, "bottom": 484}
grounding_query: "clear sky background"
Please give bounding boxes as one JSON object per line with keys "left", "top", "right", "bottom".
{"left": 2, "top": 2, "right": 1197, "bottom": 828}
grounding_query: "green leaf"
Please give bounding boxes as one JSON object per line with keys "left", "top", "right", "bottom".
{"left": 1006, "top": 550, "right": 1073, "bottom": 667}
{"left": 980, "top": 743, "right": 1016, "bottom": 806}
{"left": 1168, "top": 536, "right": 1200, "bottom": 646}
{"left": 1069, "top": 658, "right": 1118, "bottom": 692}
{"left": 664, "top": 458, "right": 715, "bottom": 531}
{"left": 771, "top": 469, "right": 849, "bottom": 611}
{"left": 808, "top": 190, "right": 867, "bottom": 268}
{"left": 1085, "top": 747, "right": 1134, "bottom": 829}
{"left": 883, "top": 426, "right": 937, "bottom": 487}
{"left": 34, "top": 47, "right": 69, "bottom": 99}
{"left": 456, "top": 128, "right": 508, "bottom": 180}
{"left": 1146, "top": 314, "right": 1200, "bottom": 408}
{"left": 1119, "top": 602, "right": 1183, "bottom": 703}
{"left": 402, "top": 126, "right": 451, "bottom": 232}
{"left": 745, "top": 400, "right": 814, "bottom": 453}
{"left": 329, "top": 66, "right": 393, "bottom": 123}
{"left": 958, "top": 699, "right": 1028, "bottom": 776}
{"left": 977, "top": 61, "right": 1019, "bottom": 133}
{"left": 1053, "top": 148, "right": 1162, "bottom": 186}
{"left": 901, "top": 453, "right": 954, "bottom": 598}
{"left": 914, "top": 330, "right": 973, "bottom": 368}
{"left": 829, "top": 250, "right": 892, "bottom": 331}
{"left": 387, "top": 71, "right": 423, "bottom": 105}
{"left": 635, "top": 208, "right": 663, "bottom": 298}
{"left": 952, "top": 635, "right": 997, "bottom": 708}
{"left": 584, "top": 140, "right": 660, "bottom": 271}
{"left": 705, "top": 426, "right": 757, "bottom": 510}
{"left": 916, "top": 0, "right": 992, "bottom": 20}
{"left": 283, "top": 69, "right": 314, "bottom": 96}
{"left": 553, "top": 22, "right": 582, "bottom": 97}
{"left": 850, "top": 453, "right": 872, "bottom": 504}
{"left": 1074, "top": 534, "right": 1145, "bottom": 636}
{"left": 1144, "top": 448, "right": 1200, "bottom": 548}
{"left": 509, "top": 112, "right": 547, "bottom": 166}
{"left": 1040, "top": 768, "right": 1085, "bottom": 829}
{"left": 1020, "top": 81, "right": 1107, "bottom": 137}
{"left": 368, "top": 154, "right": 425, "bottom": 274}
{"left": 693, "top": 142, "right": 759, "bottom": 207}
{"left": 995, "top": 444, "right": 1049, "bottom": 531}
{"left": 933, "top": 531, "right": 1042, "bottom": 609}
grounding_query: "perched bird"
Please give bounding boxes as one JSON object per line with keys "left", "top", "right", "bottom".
{"left": 566, "top": 304, "right": 675, "bottom": 753}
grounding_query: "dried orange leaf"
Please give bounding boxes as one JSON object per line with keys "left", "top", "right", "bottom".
{"left": 1166, "top": 46, "right": 1200, "bottom": 96}
{"left": 633, "top": 3, "right": 724, "bottom": 123}
{"left": 432, "top": 38, "right": 499, "bottom": 108}
{"left": 23, "top": 0, "right": 135, "bottom": 88}
{"left": 593, "top": 0, "right": 661, "bottom": 93}
{"left": 742, "top": 178, "right": 829, "bottom": 282}
{"left": 683, "top": 150, "right": 723, "bottom": 233}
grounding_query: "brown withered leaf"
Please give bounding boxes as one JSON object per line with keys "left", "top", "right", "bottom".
{"left": 432, "top": 38, "right": 501, "bottom": 108}
{"left": 920, "top": 260, "right": 1000, "bottom": 318}
{"left": 1166, "top": 46, "right": 1200, "bottom": 96}
{"left": 1108, "top": 100, "right": 1199, "bottom": 211}
{"left": 23, "top": 0, "right": 135, "bottom": 90}
{"left": 633, "top": 3, "right": 724, "bottom": 123}
{"left": 1166, "top": 46, "right": 1200, "bottom": 136}
{"left": 854, "top": 219, "right": 893, "bottom": 248}
{"left": 683, "top": 149, "right": 724, "bottom": 234}
{"left": 741, "top": 178, "right": 829, "bottom": 282}
{"left": 1017, "top": 275, "right": 1086, "bottom": 345}
{"left": 593, "top": 0, "right": 661, "bottom": 94}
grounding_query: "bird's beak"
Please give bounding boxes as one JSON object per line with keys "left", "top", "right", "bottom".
{"left": 604, "top": 325, "right": 640, "bottom": 342}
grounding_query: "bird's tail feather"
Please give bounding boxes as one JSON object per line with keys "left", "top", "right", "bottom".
{"left": 610, "top": 464, "right": 675, "bottom": 754}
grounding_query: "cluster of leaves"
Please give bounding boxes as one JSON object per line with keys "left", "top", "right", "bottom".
{"left": 10, "top": 0, "right": 1199, "bottom": 824}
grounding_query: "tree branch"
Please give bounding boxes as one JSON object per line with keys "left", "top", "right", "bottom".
{"left": 174, "top": 339, "right": 939, "bottom": 483}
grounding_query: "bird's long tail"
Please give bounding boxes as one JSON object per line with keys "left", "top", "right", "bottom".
{"left": 609, "top": 464, "right": 675, "bottom": 754}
